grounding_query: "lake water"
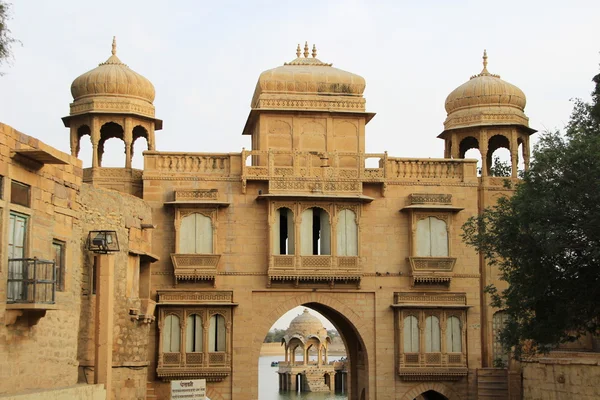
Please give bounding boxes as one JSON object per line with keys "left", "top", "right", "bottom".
{"left": 259, "top": 355, "right": 348, "bottom": 400}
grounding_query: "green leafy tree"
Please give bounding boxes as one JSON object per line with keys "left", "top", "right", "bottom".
{"left": 0, "top": 1, "right": 17, "bottom": 73}
{"left": 462, "top": 68, "right": 600, "bottom": 360}
{"left": 264, "top": 329, "right": 286, "bottom": 343}
{"left": 489, "top": 155, "right": 512, "bottom": 177}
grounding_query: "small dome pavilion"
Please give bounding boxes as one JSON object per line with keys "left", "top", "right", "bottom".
{"left": 438, "top": 50, "right": 535, "bottom": 177}
{"left": 62, "top": 38, "right": 162, "bottom": 195}
{"left": 277, "top": 309, "right": 335, "bottom": 393}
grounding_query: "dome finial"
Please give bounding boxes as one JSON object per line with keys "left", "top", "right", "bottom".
{"left": 312, "top": 44, "right": 317, "bottom": 58}
{"left": 481, "top": 49, "right": 489, "bottom": 74}
{"left": 112, "top": 36, "right": 117, "bottom": 56}
{"left": 303, "top": 41, "right": 309, "bottom": 58}
{"left": 296, "top": 44, "right": 301, "bottom": 58}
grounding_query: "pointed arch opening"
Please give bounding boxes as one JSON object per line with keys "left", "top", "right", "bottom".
{"left": 98, "top": 122, "right": 125, "bottom": 167}
{"left": 487, "top": 135, "right": 511, "bottom": 177}
{"left": 257, "top": 297, "right": 369, "bottom": 400}
{"left": 131, "top": 125, "right": 149, "bottom": 169}
{"left": 76, "top": 125, "right": 92, "bottom": 167}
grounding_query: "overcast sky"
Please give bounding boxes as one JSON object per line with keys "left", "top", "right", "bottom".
{"left": 1, "top": 1, "right": 598, "bottom": 330}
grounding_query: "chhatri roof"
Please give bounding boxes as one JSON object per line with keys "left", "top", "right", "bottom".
{"left": 442, "top": 50, "right": 530, "bottom": 132}
{"left": 285, "top": 309, "right": 327, "bottom": 338}
{"left": 250, "top": 42, "right": 366, "bottom": 112}
{"left": 70, "top": 37, "right": 156, "bottom": 103}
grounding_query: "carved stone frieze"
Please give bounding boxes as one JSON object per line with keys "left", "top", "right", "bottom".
{"left": 174, "top": 189, "right": 218, "bottom": 201}
{"left": 157, "top": 290, "right": 233, "bottom": 304}
{"left": 170, "top": 254, "right": 221, "bottom": 282}
{"left": 409, "top": 193, "right": 453, "bottom": 205}
{"left": 394, "top": 292, "right": 467, "bottom": 305}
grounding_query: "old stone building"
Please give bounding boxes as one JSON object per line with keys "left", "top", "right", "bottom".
{"left": 1, "top": 39, "right": 597, "bottom": 400}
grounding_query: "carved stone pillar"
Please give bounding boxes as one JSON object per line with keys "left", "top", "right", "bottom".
{"left": 510, "top": 129, "right": 519, "bottom": 178}
{"left": 317, "top": 345, "right": 322, "bottom": 367}
{"left": 203, "top": 325, "right": 209, "bottom": 367}
{"left": 480, "top": 129, "right": 488, "bottom": 177}
{"left": 451, "top": 133, "right": 459, "bottom": 159}
{"left": 124, "top": 117, "right": 133, "bottom": 169}
{"left": 91, "top": 118, "right": 100, "bottom": 168}
{"left": 70, "top": 126, "right": 79, "bottom": 157}
{"left": 523, "top": 136, "right": 531, "bottom": 170}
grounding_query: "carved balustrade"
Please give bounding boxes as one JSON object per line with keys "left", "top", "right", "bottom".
{"left": 144, "top": 152, "right": 232, "bottom": 176}
{"left": 387, "top": 158, "right": 476, "bottom": 182}
{"left": 241, "top": 149, "right": 386, "bottom": 195}
{"left": 268, "top": 255, "right": 361, "bottom": 287}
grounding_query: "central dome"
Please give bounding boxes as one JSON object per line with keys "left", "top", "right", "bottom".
{"left": 250, "top": 42, "right": 366, "bottom": 112}
{"left": 443, "top": 51, "right": 529, "bottom": 131}
{"left": 70, "top": 37, "right": 155, "bottom": 103}
{"left": 286, "top": 309, "right": 326, "bottom": 338}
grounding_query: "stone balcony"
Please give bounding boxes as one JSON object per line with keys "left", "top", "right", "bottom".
{"left": 408, "top": 256, "right": 457, "bottom": 287}
{"left": 268, "top": 255, "right": 361, "bottom": 287}
{"left": 142, "top": 150, "right": 477, "bottom": 198}
{"left": 398, "top": 352, "right": 468, "bottom": 381}
{"left": 170, "top": 254, "right": 221, "bottom": 283}
{"left": 157, "top": 351, "right": 231, "bottom": 382}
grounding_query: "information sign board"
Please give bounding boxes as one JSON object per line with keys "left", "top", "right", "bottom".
{"left": 171, "top": 379, "right": 206, "bottom": 400}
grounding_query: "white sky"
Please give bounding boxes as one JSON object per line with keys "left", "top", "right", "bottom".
{"left": 1, "top": 1, "right": 599, "bottom": 169}
{"left": 0, "top": 2, "right": 597, "bottom": 328}
{"left": 272, "top": 307, "right": 335, "bottom": 331}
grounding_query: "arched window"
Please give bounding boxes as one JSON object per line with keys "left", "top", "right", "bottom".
{"left": 493, "top": 311, "right": 509, "bottom": 366}
{"left": 163, "top": 314, "right": 181, "bottom": 352}
{"left": 403, "top": 315, "right": 419, "bottom": 352}
{"left": 186, "top": 314, "right": 203, "bottom": 353}
{"left": 337, "top": 209, "right": 358, "bottom": 256}
{"left": 209, "top": 314, "right": 226, "bottom": 352}
{"left": 273, "top": 207, "right": 295, "bottom": 255}
{"left": 425, "top": 315, "right": 441, "bottom": 352}
{"left": 446, "top": 316, "right": 462, "bottom": 352}
{"left": 179, "top": 213, "right": 213, "bottom": 253}
{"left": 416, "top": 217, "right": 448, "bottom": 257}
{"left": 300, "top": 207, "right": 331, "bottom": 255}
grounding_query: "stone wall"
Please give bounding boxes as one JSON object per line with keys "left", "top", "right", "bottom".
{"left": 0, "top": 123, "right": 83, "bottom": 395}
{"left": 0, "top": 384, "right": 105, "bottom": 400}
{"left": 76, "top": 184, "right": 154, "bottom": 400}
{"left": 522, "top": 353, "right": 600, "bottom": 400}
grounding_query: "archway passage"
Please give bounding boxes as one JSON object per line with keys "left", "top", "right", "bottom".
{"left": 415, "top": 390, "right": 449, "bottom": 400}
{"left": 257, "top": 297, "right": 370, "bottom": 400}
{"left": 303, "top": 302, "right": 368, "bottom": 400}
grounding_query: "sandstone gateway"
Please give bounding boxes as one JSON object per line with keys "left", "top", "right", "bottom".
{"left": 2, "top": 40, "right": 593, "bottom": 400}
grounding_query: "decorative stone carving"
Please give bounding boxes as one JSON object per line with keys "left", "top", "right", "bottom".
{"left": 170, "top": 254, "right": 221, "bottom": 282}
{"left": 409, "top": 193, "right": 452, "bottom": 205}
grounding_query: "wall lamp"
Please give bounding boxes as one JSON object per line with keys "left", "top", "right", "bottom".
{"left": 86, "top": 230, "right": 120, "bottom": 254}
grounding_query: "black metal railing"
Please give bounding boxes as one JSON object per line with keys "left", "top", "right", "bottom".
{"left": 7, "top": 258, "right": 56, "bottom": 304}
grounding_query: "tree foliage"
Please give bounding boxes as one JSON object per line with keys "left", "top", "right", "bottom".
{"left": 263, "top": 329, "right": 286, "bottom": 343}
{"left": 489, "top": 155, "right": 512, "bottom": 177}
{"left": 462, "top": 68, "right": 600, "bottom": 360}
{"left": 0, "top": 1, "right": 17, "bottom": 72}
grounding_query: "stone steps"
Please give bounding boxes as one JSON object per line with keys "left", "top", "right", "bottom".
{"left": 477, "top": 368, "right": 509, "bottom": 399}
{"left": 146, "top": 381, "right": 157, "bottom": 400}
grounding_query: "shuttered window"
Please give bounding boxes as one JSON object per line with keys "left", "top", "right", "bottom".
{"left": 403, "top": 316, "right": 419, "bottom": 352}
{"left": 179, "top": 213, "right": 213, "bottom": 253}
{"left": 446, "top": 316, "right": 462, "bottom": 352}
{"left": 273, "top": 207, "right": 295, "bottom": 255}
{"left": 300, "top": 208, "right": 331, "bottom": 255}
{"left": 186, "top": 314, "right": 203, "bottom": 353}
{"left": 416, "top": 217, "right": 448, "bottom": 257}
{"left": 425, "top": 316, "right": 441, "bottom": 352}
{"left": 209, "top": 314, "right": 226, "bottom": 352}
{"left": 163, "top": 315, "right": 181, "bottom": 352}
{"left": 337, "top": 209, "right": 358, "bottom": 256}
